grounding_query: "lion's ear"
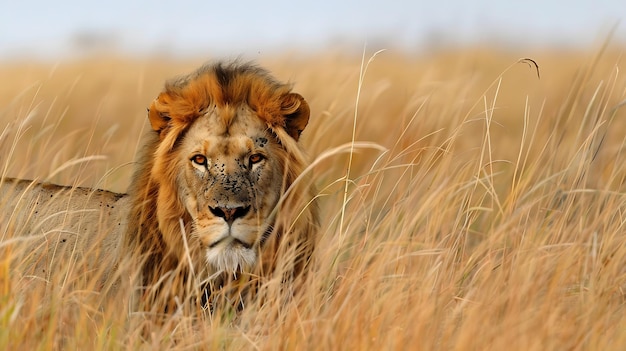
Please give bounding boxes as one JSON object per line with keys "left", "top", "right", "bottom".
{"left": 147, "top": 94, "right": 171, "bottom": 133}
{"left": 281, "top": 93, "right": 310, "bottom": 141}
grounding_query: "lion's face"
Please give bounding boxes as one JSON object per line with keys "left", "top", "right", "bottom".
{"left": 178, "top": 105, "right": 282, "bottom": 273}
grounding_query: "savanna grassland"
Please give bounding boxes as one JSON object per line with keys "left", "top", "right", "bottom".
{"left": 1, "top": 44, "right": 626, "bottom": 350}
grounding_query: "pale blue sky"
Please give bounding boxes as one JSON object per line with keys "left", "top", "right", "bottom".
{"left": 1, "top": 0, "right": 625, "bottom": 58}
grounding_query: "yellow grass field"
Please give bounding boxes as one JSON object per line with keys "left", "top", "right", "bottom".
{"left": 1, "top": 44, "right": 626, "bottom": 349}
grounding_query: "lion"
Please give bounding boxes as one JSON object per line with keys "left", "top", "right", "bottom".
{"left": 0, "top": 61, "right": 319, "bottom": 313}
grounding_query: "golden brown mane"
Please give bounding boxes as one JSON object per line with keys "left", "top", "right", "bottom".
{"left": 148, "top": 62, "right": 309, "bottom": 142}
{"left": 122, "top": 61, "right": 318, "bottom": 311}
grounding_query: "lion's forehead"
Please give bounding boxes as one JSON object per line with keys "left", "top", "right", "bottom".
{"left": 183, "top": 107, "right": 272, "bottom": 157}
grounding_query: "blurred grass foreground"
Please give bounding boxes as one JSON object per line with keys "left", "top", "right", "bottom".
{"left": 1, "top": 44, "right": 626, "bottom": 349}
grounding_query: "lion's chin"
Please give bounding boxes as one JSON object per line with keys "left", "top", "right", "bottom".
{"left": 206, "top": 245, "right": 257, "bottom": 274}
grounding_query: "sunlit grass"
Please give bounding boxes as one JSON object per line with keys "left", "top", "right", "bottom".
{"left": 1, "top": 45, "right": 626, "bottom": 349}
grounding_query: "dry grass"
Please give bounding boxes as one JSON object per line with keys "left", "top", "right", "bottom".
{"left": 1, "top": 44, "right": 626, "bottom": 349}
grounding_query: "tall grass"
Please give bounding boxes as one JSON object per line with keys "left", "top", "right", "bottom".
{"left": 1, "top": 46, "right": 626, "bottom": 349}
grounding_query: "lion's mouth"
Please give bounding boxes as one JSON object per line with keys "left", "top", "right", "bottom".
{"left": 208, "top": 236, "right": 253, "bottom": 250}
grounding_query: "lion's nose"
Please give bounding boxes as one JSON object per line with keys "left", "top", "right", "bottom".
{"left": 209, "top": 206, "right": 250, "bottom": 224}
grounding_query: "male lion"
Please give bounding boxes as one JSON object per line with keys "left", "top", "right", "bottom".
{"left": 0, "top": 61, "right": 318, "bottom": 312}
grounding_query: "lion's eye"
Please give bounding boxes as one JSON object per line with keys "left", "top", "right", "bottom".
{"left": 249, "top": 153, "right": 265, "bottom": 166}
{"left": 191, "top": 154, "right": 207, "bottom": 166}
